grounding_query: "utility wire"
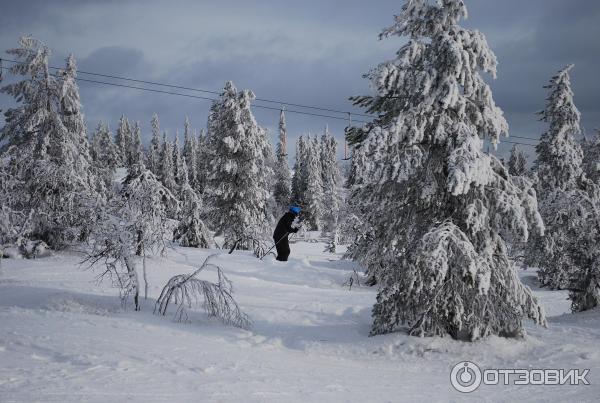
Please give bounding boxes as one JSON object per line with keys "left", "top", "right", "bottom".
{"left": 1, "top": 58, "right": 374, "bottom": 118}
{"left": 0, "top": 64, "right": 370, "bottom": 124}
{"left": 0, "top": 64, "right": 543, "bottom": 149}
{"left": 509, "top": 135, "right": 540, "bottom": 142}
{"left": 75, "top": 76, "right": 371, "bottom": 123}
{"left": 498, "top": 140, "right": 537, "bottom": 148}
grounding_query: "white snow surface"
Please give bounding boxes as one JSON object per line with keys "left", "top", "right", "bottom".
{"left": 0, "top": 240, "right": 599, "bottom": 402}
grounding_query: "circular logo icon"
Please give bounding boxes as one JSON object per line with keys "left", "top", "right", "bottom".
{"left": 450, "top": 361, "right": 482, "bottom": 393}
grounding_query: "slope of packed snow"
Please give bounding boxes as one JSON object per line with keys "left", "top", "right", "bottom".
{"left": 0, "top": 240, "right": 599, "bottom": 402}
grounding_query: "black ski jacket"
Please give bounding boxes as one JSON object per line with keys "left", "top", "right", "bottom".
{"left": 273, "top": 212, "right": 299, "bottom": 240}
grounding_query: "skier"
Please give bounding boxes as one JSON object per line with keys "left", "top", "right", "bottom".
{"left": 273, "top": 206, "right": 301, "bottom": 261}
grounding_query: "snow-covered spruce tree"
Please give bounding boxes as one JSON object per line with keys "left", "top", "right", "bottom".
{"left": 346, "top": 144, "right": 368, "bottom": 189}
{"left": 340, "top": 145, "right": 374, "bottom": 258}
{"left": 160, "top": 132, "right": 177, "bottom": 194}
{"left": 182, "top": 117, "right": 198, "bottom": 188}
{"left": 130, "top": 121, "right": 144, "bottom": 167}
{"left": 303, "top": 135, "right": 325, "bottom": 231}
{"left": 56, "top": 53, "right": 98, "bottom": 240}
{"left": 504, "top": 144, "right": 532, "bottom": 260}
{"left": 0, "top": 160, "right": 36, "bottom": 256}
{"left": 273, "top": 109, "right": 292, "bottom": 213}
{"left": 532, "top": 66, "right": 584, "bottom": 195}
{"left": 121, "top": 162, "right": 179, "bottom": 259}
{"left": 195, "top": 128, "right": 208, "bottom": 194}
{"left": 347, "top": 1, "right": 546, "bottom": 339}
{"left": 173, "top": 159, "right": 214, "bottom": 248}
{"left": 115, "top": 115, "right": 132, "bottom": 166}
{"left": 508, "top": 144, "right": 528, "bottom": 177}
{"left": 204, "top": 81, "right": 274, "bottom": 251}
{"left": 320, "top": 126, "right": 341, "bottom": 232}
{"left": 0, "top": 37, "right": 97, "bottom": 248}
{"left": 173, "top": 131, "right": 184, "bottom": 187}
{"left": 86, "top": 162, "right": 178, "bottom": 309}
{"left": 291, "top": 135, "right": 308, "bottom": 206}
{"left": 147, "top": 113, "right": 161, "bottom": 176}
{"left": 582, "top": 130, "right": 600, "bottom": 185}
{"left": 90, "top": 121, "right": 119, "bottom": 199}
{"left": 58, "top": 54, "right": 94, "bottom": 185}
{"left": 526, "top": 66, "right": 600, "bottom": 310}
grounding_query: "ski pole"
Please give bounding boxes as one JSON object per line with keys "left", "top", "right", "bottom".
{"left": 260, "top": 232, "right": 289, "bottom": 260}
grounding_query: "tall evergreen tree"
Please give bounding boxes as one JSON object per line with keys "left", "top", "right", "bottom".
{"left": 90, "top": 121, "right": 119, "bottom": 199}
{"left": 341, "top": 144, "right": 373, "bottom": 261}
{"left": 291, "top": 135, "right": 308, "bottom": 206}
{"left": 526, "top": 66, "right": 600, "bottom": 311}
{"left": 347, "top": 1, "right": 545, "bottom": 339}
{"left": 160, "top": 133, "right": 177, "bottom": 194}
{"left": 533, "top": 65, "right": 584, "bottom": 195}
{"left": 303, "top": 135, "right": 325, "bottom": 230}
{"left": 582, "top": 130, "right": 600, "bottom": 184}
{"left": 273, "top": 109, "right": 292, "bottom": 213}
{"left": 59, "top": 54, "right": 94, "bottom": 187}
{"left": 173, "top": 159, "right": 213, "bottom": 248}
{"left": 508, "top": 144, "right": 528, "bottom": 177}
{"left": 182, "top": 117, "right": 198, "bottom": 188}
{"left": 0, "top": 37, "right": 97, "bottom": 248}
{"left": 346, "top": 144, "right": 367, "bottom": 189}
{"left": 194, "top": 128, "right": 207, "bottom": 194}
{"left": 147, "top": 113, "right": 161, "bottom": 175}
{"left": 173, "top": 131, "right": 184, "bottom": 188}
{"left": 320, "top": 126, "right": 341, "bottom": 232}
{"left": 130, "top": 121, "right": 144, "bottom": 167}
{"left": 115, "top": 115, "right": 132, "bottom": 166}
{"left": 204, "top": 81, "right": 274, "bottom": 250}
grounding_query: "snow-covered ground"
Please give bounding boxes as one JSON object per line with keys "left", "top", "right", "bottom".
{"left": 0, "top": 240, "right": 599, "bottom": 402}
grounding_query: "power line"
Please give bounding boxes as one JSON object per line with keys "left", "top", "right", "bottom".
{"left": 509, "top": 135, "right": 539, "bottom": 142}
{"left": 1, "top": 58, "right": 374, "bottom": 118}
{"left": 0, "top": 64, "right": 544, "bottom": 149}
{"left": 75, "top": 76, "right": 371, "bottom": 123}
{"left": 500, "top": 140, "right": 537, "bottom": 148}
{"left": 0, "top": 64, "right": 370, "bottom": 124}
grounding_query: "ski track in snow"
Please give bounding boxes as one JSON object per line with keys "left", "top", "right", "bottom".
{"left": 0, "top": 241, "right": 599, "bottom": 402}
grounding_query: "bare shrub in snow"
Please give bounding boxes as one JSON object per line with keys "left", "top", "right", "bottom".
{"left": 154, "top": 254, "right": 251, "bottom": 329}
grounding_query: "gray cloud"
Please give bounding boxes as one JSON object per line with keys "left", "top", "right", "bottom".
{"left": 1, "top": 0, "right": 598, "bottom": 162}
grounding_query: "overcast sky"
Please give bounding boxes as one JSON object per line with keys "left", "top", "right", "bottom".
{"left": 1, "top": 0, "right": 599, "bottom": 161}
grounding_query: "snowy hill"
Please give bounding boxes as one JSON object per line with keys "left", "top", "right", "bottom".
{"left": 1, "top": 241, "right": 599, "bottom": 402}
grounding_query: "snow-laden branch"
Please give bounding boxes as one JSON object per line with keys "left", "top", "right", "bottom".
{"left": 154, "top": 254, "right": 252, "bottom": 329}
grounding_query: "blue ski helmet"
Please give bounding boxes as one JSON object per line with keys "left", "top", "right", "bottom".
{"left": 289, "top": 206, "right": 301, "bottom": 215}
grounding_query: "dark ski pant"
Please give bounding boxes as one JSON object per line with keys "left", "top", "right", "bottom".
{"left": 275, "top": 237, "right": 290, "bottom": 261}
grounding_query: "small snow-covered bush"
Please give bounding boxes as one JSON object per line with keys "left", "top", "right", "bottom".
{"left": 84, "top": 164, "right": 178, "bottom": 310}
